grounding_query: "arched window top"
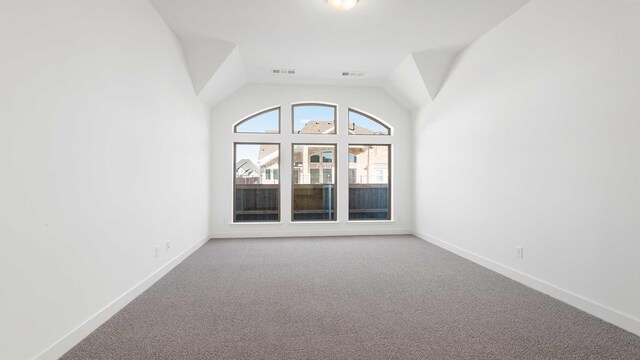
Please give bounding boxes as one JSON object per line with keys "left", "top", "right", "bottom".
{"left": 348, "top": 109, "right": 391, "bottom": 135}
{"left": 293, "top": 103, "right": 337, "bottom": 134}
{"left": 234, "top": 107, "right": 280, "bottom": 134}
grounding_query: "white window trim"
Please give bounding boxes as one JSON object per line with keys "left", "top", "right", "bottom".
{"left": 230, "top": 102, "right": 396, "bottom": 225}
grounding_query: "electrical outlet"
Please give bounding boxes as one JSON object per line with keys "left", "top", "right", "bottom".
{"left": 515, "top": 247, "right": 524, "bottom": 259}
{"left": 166, "top": 241, "right": 171, "bottom": 251}
{"left": 155, "top": 246, "right": 161, "bottom": 258}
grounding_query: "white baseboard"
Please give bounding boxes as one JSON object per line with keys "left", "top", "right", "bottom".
{"left": 32, "top": 236, "right": 210, "bottom": 360}
{"left": 32, "top": 231, "right": 637, "bottom": 360}
{"left": 413, "top": 231, "right": 640, "bottom": 337}
{"left": 210, "top": 228, "right": 413, "bottom": 239}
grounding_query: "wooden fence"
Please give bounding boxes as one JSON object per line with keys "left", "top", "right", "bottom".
{"left": 234, "top": 184, "right": 389, "bottom": 222}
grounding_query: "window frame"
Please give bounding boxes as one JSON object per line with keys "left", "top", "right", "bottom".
{"left": 348, "top": 108, "right": 392, "bottom": 136}
{"left": 347, "top": 143, "right": 392, "bottom": 221}
{"left": 291, "top": 103, "right": 338, "bottom": 135}
{"left": 233, "top": 106, "right": 281, "bottom": 134}
{"left": 228, "top": 103, "right": 395, "bottom": 226}
{"left": 233, "top": 141, "right": 281, "bottom": 223}
{"left": 291, "top": 143, "right": 338, "bottom": 222}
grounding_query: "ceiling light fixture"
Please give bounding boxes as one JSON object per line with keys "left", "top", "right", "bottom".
{"left": 324, "top": 0, "right": 359, "bottom": 12}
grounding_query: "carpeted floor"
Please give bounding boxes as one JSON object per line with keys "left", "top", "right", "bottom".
{"left": 61, "top": 235, "right": 640, "bottom": 359}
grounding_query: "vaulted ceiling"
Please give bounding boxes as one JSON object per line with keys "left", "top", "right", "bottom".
{"left": 149, "top": 0, "right": 531, "bottom": 109}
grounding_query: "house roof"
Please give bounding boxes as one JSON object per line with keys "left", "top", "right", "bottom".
{"left": 297, "top": 121, "right": 334, "bottom": 134}
{"left": 348, "top": 122, "right": 379, "bottom": 135}
{"left": 235, "top": 159, "right": 260, "bottom": 176}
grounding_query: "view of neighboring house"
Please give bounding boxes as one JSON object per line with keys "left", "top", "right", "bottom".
{"left": 293, "top": 145, "right": 335, "bottom": 185}
{"left": 295, "top": 119, "right": 387, "bottom": 135}
{"left": 235, "top": 159, "right": 261, "bottom": 184}
{"left": 348, "top": 145, "right": 389, "bottom": 185}
{"left": 295, "top": 120, "right": 335, "bottom": 134}
{"left": 290, "top": 121, "right": 389, "bottom": 185}
{"left": 258, "top": 144, "right": 279, "bottom": 184}
{"left": 348, "top": 122, "right": 384, "bottom": 135}
{"left": 236, "top": 145, "right": 280, "bottom": 185}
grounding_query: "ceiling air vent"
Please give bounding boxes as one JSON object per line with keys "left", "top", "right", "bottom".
{"left": 272, "top": 69, "right": 296, "bottom": 75}
{"left": 342, "top": 71, "right": 365, "bottom": 77}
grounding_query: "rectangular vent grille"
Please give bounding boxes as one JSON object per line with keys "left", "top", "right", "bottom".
{"left": 342, "top": 71, "right": 365, "bottom": 77}
{"left": 272, "top": 69, "right": 296, "bottom": 75}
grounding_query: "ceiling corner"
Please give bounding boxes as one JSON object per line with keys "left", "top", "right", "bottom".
{"left": 412, "top": 47, "right": 462, "bottom": 101}
{"left": 178, "top": 34, "right": 237, "bottom": 94}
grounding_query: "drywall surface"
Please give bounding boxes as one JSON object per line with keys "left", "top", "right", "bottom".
{"left": 0, "top": 1, "right": 210, "bottom": 359}
{"left": 413, "top": 0, "right": 640, "bottom": 332}
{"left": 210, "top": 84, "right": 412, "bottom": 237}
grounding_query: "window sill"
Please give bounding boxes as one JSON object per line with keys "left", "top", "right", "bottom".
{"left": 347, "top": 220, "right": 395, "bottom": 224}
{"left": 290, "top": 221, "right": 341, "bottom": 224}
{"left": 229, "top": 222, "right": 283, "bottom": 225}
{"left": 228, "top": 221, "right": 394, "bottom": 225}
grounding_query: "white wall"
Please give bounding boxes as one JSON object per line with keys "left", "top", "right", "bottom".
{"left": 210, "top": 84, "right": 412, "bottom": 237}
{"left": 0, "top": 1, "right": 210, "bottom": 359}
{"left": 413, "top": 0, "right": 640, "bottom": 334}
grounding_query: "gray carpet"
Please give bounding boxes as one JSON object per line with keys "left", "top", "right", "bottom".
{"left": 61, "top": 235, "right": 640, "bottom": 359}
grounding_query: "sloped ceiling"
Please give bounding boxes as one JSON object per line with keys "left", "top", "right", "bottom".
{"left": 413, "top": 47, "right": 462, "bottom": 101}
{"left": 386, "top": 55, "right": 431, "bottom": 110}
{"left": 179, "top": 34, "right": 235, "bottom": 94}
{"left": 151, "top": 0, "right": 531, "bottom": 109}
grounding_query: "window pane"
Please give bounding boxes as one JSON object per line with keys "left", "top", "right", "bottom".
{"left": 348, "top": 145, "right": 390, "bottom": 220}
{"left": 310, "top": 169, "right": 320, "bottom": 183}
{"left": 348, "top": 110, "right": 390, "bottom": 135}
{"left": 322, "top": 151, "right": 333, "bottom": 163}
{"left": 323, "top": 169, "right": 333, "bottom": 183}
{"left": 293, "top": 104, "right": 336, "bottom": 134}
{"left": 235, "top": 107, "right": 280, "bottom": 133}
{"left": 234, "top": 143, "right": 280, "bottom": 222}
{"left": 292, "top": 144, "right": 336, "bottom": 221}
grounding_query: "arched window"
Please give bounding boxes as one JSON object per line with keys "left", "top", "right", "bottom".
{"left": 348, "top": 109, "right": 390, "bottom": 135}
{"left": 234, "top": 107, "right": 280, "bottom": 134}
{"left": 293, "top": 103, "right": 337, "bottom": 134}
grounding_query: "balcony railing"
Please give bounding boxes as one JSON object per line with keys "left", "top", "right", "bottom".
{"left": 293, "top": 184, "right": 335, "bottom": 221}
{"left": 234, "top": 184, "right": 279, "bottom": 222}
{"left": 234, "top": 184, "right": 389, "bottom": 221}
